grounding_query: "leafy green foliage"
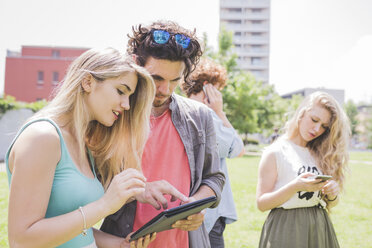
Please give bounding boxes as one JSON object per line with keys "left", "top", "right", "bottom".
{"left": 206, "top": 26, "right": 238, "bottom": 73}
{"left": 24, "top": 99, "right": 48, "bottom": 112}
{"left": 0, "top": 95, "right": 20, "bottom": 114}
{"left": 202, "top": 28, "right": 305, "bottom": 139}
{"left": 222, "top": 72, "right": 268, "bottom": 135}
{"left": 0, "top": 95, "right": 48, "bottom": 115}
{"left": 367, "top": 114, "right": 372, "bottom": 149}
{"left": 344, "top": 100, "right": 359, "bottom": 136}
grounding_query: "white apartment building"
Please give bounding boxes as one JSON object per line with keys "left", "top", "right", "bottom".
{"left": 220, "top": 0, "right": 270, "bottom": 84}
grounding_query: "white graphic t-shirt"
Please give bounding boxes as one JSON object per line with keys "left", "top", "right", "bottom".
{"left": 265, "top": 138, "right": 326, "bottom": 209}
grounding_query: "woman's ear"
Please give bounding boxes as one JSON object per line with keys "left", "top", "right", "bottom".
{"left": 81, "top": 74, "right": 93, "bottom": 93}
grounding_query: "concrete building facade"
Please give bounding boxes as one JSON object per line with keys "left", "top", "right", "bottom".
{"left": 4, "top": 46, "right": 88, "bottom": 102}
{"left": 281, "top": 88, "right": 345, "bottom": 106}
{"left": 220, "top": 0, "right": 270, "bottom": 84}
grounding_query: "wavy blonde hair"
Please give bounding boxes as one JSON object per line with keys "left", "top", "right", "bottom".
{"left": 31, "top": 47, "right": 155, "bottom": 189}
{"left": 284, "top": 91, "right": 351, "bottom": 204}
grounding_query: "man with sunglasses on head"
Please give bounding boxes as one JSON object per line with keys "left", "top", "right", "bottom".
{"left": 100, "top": 20, "right": 224, "bottom": 248}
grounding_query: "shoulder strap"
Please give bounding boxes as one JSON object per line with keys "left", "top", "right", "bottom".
{"left": 5, "top": 118, "right": 64, "bottom": 169}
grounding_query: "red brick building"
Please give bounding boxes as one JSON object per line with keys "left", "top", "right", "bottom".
{"left": 4, "top": 46, "right": 89, "bottom": 102}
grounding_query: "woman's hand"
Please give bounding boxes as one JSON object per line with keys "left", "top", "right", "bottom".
{"left": 321, "top": 180, "right": 339, "bottom": 200}
{"left": 121, "top": 233, "right": 156, "bottom": 248}
{"left": 292, "top": 172, "right": 327, "bottom": 192}
{"left": 102, "top": 168, "right": 147, "bottom": 215}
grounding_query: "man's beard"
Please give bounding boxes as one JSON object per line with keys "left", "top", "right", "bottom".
{"left": 152, "top": 94, "right": 170, "bottom": 107}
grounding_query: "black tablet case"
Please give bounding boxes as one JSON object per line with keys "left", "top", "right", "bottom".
{"left": 129, "top": 196, "right": 217, "bottom": 241}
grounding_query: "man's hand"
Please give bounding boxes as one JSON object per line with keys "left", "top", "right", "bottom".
{"left": 135, "top": 180, "right": 189, "bottom": 210}
{"left": 203, "top": 83, "right": 223, "bottom": 115}
{"left": 171, "top": 197, "right": 205, "bottom": 231}
{"left": 121, "top": 232, "right": 156, "bottom": 248}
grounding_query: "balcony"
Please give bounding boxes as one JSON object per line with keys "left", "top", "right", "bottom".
{"left": 233, "top": 48, "right": 269, "bottom": 57}
{"left": 233, "top": 37, "right": 270, "bottom": 45}
{"left": 220, "top": 0, "right": 270, "bottom": 8}
{"left": 220, "top": 12, "right": 270, "bottom": 20}
{"left": 223, "top": 23, "right": 270, "bottom": 32}
{"left": 236, "top": 60, "right": 268, "bottom": 70}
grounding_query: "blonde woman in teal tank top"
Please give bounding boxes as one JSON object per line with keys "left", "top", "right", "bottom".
{"left": 6, "top": 48, "right": 156, "bottom": 247}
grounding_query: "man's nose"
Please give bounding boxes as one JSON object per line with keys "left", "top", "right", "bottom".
{"left": 157, "top": 81, "right": 170, "bottom": 95}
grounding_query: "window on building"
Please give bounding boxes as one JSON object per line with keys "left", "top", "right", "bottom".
{"left": 251, "top": 57, "right": 262, "bottom": 65}
{"left": 251, "top": 32, "right": 261, "bottom": 36}
{"left": 251, "top": 8, "right": 262, "bottom": 13}
{"left": 251, "top": 32, "right": 263, "bottom": 39}
{"left": 52, "top": 50, "right": 60, "bottom": 58}
{"left": 37, "top": 71, "right": 44, "bottom": 84}
{"left": 251, "top": 20, "right": 262, "bottom": 25}
{"left": 250, "top": 70, "right": 263, "bottom": 77}
{"left": 227, "top": 20, "right": 241, "bottom": 24}
{"left": 251, "top": 45, "right": 262, "bottom": 52}
{"left": 52, "top": 71, "right": 59, "bottom": 84}
{"left": 234, "top": 31, "right": 242, "bottom": 36}
{"left": 228, "top": 8, "right": 242, "bottom": 13}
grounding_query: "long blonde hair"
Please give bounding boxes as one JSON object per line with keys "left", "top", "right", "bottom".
{"left": 284, "top": 92, "right": 351, "bottom": 198}
{"left": 31, "top": 47, "right": 155, "bottom": 189}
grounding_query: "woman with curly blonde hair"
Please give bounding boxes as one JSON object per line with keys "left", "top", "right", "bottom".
{"left": 256, "top": 91, "right": 350, "bottom": 248}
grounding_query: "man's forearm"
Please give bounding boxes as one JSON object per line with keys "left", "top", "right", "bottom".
{"left": 191, "top": 185, "right": 216, "bottom": 200}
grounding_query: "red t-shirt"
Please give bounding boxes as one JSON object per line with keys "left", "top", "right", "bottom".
{"left": 133, "top": 109, "right": 191, "bottom": 248}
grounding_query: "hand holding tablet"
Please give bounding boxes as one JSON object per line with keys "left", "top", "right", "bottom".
{"left": 129, "top": 196, "right": 217, "bottom": 241}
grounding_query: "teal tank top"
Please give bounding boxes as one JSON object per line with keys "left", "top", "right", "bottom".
{"left": 6, "top": 118, "right": 105, "bottom": 248}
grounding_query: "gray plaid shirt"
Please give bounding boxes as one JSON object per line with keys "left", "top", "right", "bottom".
{"left": 100, "top": 93, "right": 225, "bottom": 248}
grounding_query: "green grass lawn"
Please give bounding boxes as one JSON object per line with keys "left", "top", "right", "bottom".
{"left": 224, "top": 152, "right": 372, "bottom": 248}
{"left": 1, "top": 151, "right": 372, "bottom": 247}
{"left": 349, "top": 151, "right": 372, "bottom": 161}
{"left": 0, "top": 173, "right": 9, "bottom": 248}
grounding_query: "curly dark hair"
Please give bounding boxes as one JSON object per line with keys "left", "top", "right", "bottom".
{"left": 182, "top": 57, "right": 227, "bottom": 97}
{"left": 127, "top": 20, "right": 203, "bottom": 84}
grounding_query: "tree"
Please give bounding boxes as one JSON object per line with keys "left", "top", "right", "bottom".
{"left": 203, "top": 26, "right": 238, "bottom": 72}
{"left": 344, "top": 100, "right": 359, "bottom": 136}
{"left": 368, "top": 115, "right": 372, "bottom": 149}
{"left": 203, "top": 27, "right": 303, "bottom": 139}
{"left": 269, "top": 94, "right": 303, "bottom": 131}
{"left": 223, "top": 72, "right": 260, "bottom": 139}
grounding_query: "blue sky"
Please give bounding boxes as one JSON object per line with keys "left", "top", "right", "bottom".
{"left": 1, "top": 0, "right": 371, "bottom": 102}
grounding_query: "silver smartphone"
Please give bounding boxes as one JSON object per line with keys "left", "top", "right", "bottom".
{"left": 314, "top": 175, "right": 332, "bottom": 182}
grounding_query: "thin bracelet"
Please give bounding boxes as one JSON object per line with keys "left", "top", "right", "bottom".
{"left": 78, "top": 206, "right": 88, "bottom": 236}
{"left": 325, "top": 195, "right": 338, "bottom": 201}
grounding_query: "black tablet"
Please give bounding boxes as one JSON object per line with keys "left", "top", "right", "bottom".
{"left": 129, "top": 196, "right": 217, "bottom": 241}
